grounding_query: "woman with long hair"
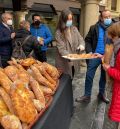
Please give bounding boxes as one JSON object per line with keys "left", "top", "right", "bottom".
{"left": 55, "top": 9, "right": 85, "bottom": 78}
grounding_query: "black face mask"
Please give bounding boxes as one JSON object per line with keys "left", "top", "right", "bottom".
{"left": 34, "top": 20, "right": 40, "bottom": 26}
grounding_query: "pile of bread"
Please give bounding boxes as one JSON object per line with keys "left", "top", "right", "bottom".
{"left": 0, "top": 58, "right": 60, "bottom": 129}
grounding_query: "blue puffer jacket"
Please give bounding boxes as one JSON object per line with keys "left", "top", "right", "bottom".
{"left": 0, "top": 23, "right": 13, "bottom": 56}
{"left": 30, "top": 24, "right": 52, "bottom": 51}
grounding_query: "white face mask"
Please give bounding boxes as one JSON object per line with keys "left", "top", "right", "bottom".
{"left": 7, "top": 20, "right": 13, "bottom": 26}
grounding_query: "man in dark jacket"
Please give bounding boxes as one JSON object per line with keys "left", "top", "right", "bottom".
{"left": 76, "top": 10, "right": 113, "bottom": 104}
{"left": 30, "top": 14, "right": 53, "bottom": 62}
{"left": 0, "top": 12, "right": 15, "bottom": 67}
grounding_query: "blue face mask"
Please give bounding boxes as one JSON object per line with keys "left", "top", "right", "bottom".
{"left": 104, "top": 18, "right": 112, "bottom": 26}
{"left": 66, "top": 20, "right": 72, "bottom": 27}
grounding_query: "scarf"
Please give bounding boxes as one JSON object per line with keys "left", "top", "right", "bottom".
{"left": 99, "top": 21, "right": 110, "bottom": 30}
{"left": 110, "top": 38, "right": 120, "bottom": 67}
{"left": 99, "top": 21, "right": 112, "bottom": 45}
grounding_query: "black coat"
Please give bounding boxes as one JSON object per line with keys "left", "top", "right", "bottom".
{"left": 85, "top": 22, "right": 113, "bottom": 53}
{"left": 0, "top": 23, "right": 13, "bottom": 56}
{"left": 85, "top": 23, "right": 99, "bottom": 53}
{"left": 13, "top": 29, "right": 41, "bottom": 58}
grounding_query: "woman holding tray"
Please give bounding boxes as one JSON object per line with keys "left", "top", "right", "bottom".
{"left": 55, "top": 9, "right": 85, "bottom": 78}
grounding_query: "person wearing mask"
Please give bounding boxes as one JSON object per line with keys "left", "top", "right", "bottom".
{"left": 12, "top": 20, "right": 41, "bottom": 59}
{"left": 30, "top": 14, "right": 52, "bottom": 62}
{"left": 0, "top": 12, "right": 15, "bottom": 67}
{"left": 75, "top": 10, "right": 113, "bottom": 103}
{"left": 55, "top": 9, "right": 85, "bottom": 78}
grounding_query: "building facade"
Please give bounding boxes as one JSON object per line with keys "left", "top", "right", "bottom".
{"left": 100, "top": 0, "right": 120, "bottom": 19}
{"left": 0, "top": 0, "right": 120, "bottom": 37}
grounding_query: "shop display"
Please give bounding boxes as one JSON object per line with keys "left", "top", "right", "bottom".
{"left": 0, "top": 58, "right": 60, "bottom": 129}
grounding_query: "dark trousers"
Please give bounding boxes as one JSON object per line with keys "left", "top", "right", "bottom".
{"left": 37, "top": 51, "right": 47, "bottom": 62}
{"left": 84, "top": 58, "right": 106, "bottom": 96}
{"left": 0, "top": 55, "right": 11, "bottom": 68}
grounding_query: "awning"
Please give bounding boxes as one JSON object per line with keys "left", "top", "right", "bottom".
{"left": 0, "top": 0, "right": 21, "bottom": 11}
{"left": 0, "top": 2, "right": 13, "bottom": 10}
{"left": 30, "top": 3, "right": 57, "bottom": 15}
{"left": 69, "top": 7, "right": 81, "bottom": 15}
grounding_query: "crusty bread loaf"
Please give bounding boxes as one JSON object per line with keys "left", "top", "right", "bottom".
{"left": 0, "top": 87, "right": 15, "bottom": 114}
{"left": 29, "top": 77, "right": 45, "bottom": 109}
{"left": 4, "top": 66, "right": 19, "bottom": 82}
{"left": 34, "top": 64, "right": 56, "bottom": 86}
{"left": 30, "top": 65, "right": 55, "bottom": 90}
{"left": 0, "top": 96, "right": 10, "bottom": 121}
{"left": 22, "top": 122, "right": 28, "bottom": 129}
{"left": 28, "top": 90, "right": 35, "bottom": 99}
{"left": 19, "top": 58, "right": 36, "bottom": 67}
{"left": 10, "top": 81, "right": 37, "bottom": 123}
{"left": 33, "top": 99, "right": 44, "bottom": 112}
{"left": 0, "top": 68, "right": 13, "bottom": 93}
{"left": 1, "top": 114, "right": 22, "bottom": 129}
{"left": 42, "top": 62, "right": 59, "bottom": 81}
{"left": 39, "top": 85, "right": 53, "bottom": 95}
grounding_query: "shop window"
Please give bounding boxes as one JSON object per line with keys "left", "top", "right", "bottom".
{"left": 111, "top": 0, "right": 117, "bottom": 11}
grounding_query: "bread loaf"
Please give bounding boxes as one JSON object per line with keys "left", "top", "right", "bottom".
{"left": 0, "top": 68, "right": 13, "bottom": 93}
{"left": 1, "top": 114, "right": 22, "bottom": 129}
{"left": 0, "top": 96, "right": 10, "bottom": 121}
{"left": 30, "top": 65, "right": 55, "bottom": 90}
{"left": 4, "top": 66, "right": 18, "bottom": 82}
{"left": 10, "top": 81, "right": 37, "bottom": 123}
{"left": 30, "top": 77, "right": 45, "bottom": 109}
{"left": 0, "top": 87, "right": 15, "bottom": 114}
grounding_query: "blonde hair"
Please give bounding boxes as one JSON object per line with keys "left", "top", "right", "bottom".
{"left": 19, "top": 20, "right": 30, "bottom": 30}
{"left": 107, "top": 22, "right": 120, "bottom": 38}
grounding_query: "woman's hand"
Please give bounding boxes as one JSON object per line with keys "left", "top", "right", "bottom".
{"left": 77, "top": 45, "right": 85, "bottom": 51}
{"left": 102, "top": 63, "right": 110, "bottom": 71}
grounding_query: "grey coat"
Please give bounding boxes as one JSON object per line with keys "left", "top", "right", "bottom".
{"left": 55, "top": 26, "right": 85, "bottom": 78}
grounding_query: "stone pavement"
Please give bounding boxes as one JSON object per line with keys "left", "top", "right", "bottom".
{"left": 69, "top": 67, "right": 104, "bottom": 129}
{"left": 47, "top": 47, "right": 118, "bottom": 129}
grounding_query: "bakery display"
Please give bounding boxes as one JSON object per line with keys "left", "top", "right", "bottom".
{"left": 0, "top": 58, "right": 60, "bottom": 129}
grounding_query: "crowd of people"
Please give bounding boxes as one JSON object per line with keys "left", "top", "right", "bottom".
{"left": 0, "top": 12, "right": 52, "bottom": 67}
{"left": 0, "top": 9, "right": 120, "bottom": 123}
